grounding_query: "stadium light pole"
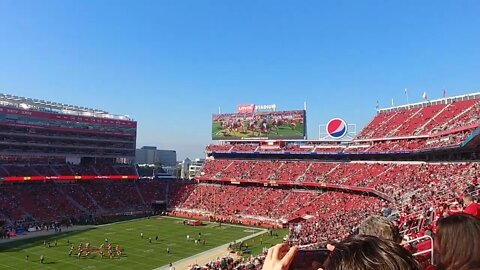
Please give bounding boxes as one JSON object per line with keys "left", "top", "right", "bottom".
{"left": 213, "top": 183, "right": 216, "bottom": 217}
{"left": 304, "top": 101, "right": 307, "bottom": 139}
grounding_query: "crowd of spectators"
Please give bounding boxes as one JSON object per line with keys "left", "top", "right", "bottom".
{"left": 186, "top": 255, "right": 267, "bottom": 270}
{"left": 0, "top": 179, "right": 192, "bottom": 234}
{"left": 205, "top": 125, "right": 477, "bottom": 157}
{"left": 1, "top": 156, "right": 479, "bottom": 270}
{"left": 192, "top": 198, "right": 479, "bottom": 270}
{"left": 345, "top": 128, "right": 475, "bottom": 153}
{"left": 199, "top": 160, "right": 479, "bottom": 196}
{"left": 185, "top": 157, "right": 480, "bottom": 269}
{"left": 357, "top": 97, "right": 479, "bottom": 139}
{"left": 0, "top": 164, "right": 137, "bottom": 177}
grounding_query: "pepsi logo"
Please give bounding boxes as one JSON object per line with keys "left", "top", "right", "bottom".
{"left": 326, "top": 118, "right": 348, "bottom": 139}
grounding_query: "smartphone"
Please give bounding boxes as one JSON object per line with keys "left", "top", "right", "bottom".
{"left": 289, "top": 249, "right": 330, "bottom": 270}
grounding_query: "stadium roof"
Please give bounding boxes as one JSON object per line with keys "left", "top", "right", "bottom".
{"left": 0, "top": 93, "right": 133, "bottom": 121}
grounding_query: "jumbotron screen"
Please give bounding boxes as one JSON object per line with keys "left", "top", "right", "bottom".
{"left": 212, "top": 110, "right": 306, "bottom": 140}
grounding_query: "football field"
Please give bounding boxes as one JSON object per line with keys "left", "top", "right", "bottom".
{"left": 0, "top": 217, "right": 264, "bottom": 270}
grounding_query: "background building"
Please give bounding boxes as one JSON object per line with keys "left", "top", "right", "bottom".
{"left": 135, "top": 146, "right": 177, "bottom": 178}
{"left": 178, "top": 158, "right": 204, "bottom": 180}
{"left": 179, "top": 158, "right": 191, "bottom": 179}
{"left": 135, "top": 146, "right": 177, "bottom": 167}
{"left": 188, "top": 158, "right": 204, "bottom": 180}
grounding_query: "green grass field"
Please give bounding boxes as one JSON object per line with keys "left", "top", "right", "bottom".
{"left": 0, "top": 217, "right": 263, "bottom": 270}
{"left": 234, "top": 228, "right": 290, "bottom": 257}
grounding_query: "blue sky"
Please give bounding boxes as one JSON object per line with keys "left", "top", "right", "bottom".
{"left": 0, "top": 0, "right": 479, "bottom": 160}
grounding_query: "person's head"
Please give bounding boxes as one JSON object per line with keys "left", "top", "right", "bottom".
{"left": 322, "top": 235, "right": 421, "bottom": 270}
{"left": 463, "top": 195, "right": 474, "bottom": 207}
{"left": 359, "top": 215, "right": 402, "bottom": 243}
{"left": 435, "top": 213, "right": 480, "bottom": 270}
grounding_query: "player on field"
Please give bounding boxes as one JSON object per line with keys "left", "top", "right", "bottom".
{"left": 116, "top": 244, "right": 122, "bottom": 256}
{"left": 108, "top": 245, "right": 113, "bottom": 259}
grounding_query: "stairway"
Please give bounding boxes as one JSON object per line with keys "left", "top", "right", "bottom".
{"left": 296, "top": 163, "right": 313, "bottom": 182}
{"left": 415, "top": 103, "right": 451, "bottom": 134}
{"left": 50, "top": 165, "right": 61, "bottom": 176}
{"left": 134, "top": 182, "right": 146, "bottom": 205}
{"left": 283, "top": 191, "right": 322, "bottom": 219}
{"left": 0, "top": 165, "right": 10, "bottom": 176}
{"left": 80, "top": 185, "right": 105, "bottom": 214}
{"left": 242, "top": 189, "right": 269, "bottom": 214}
{"left": 436, "top": 103, "right": 477, "bottom": 132}
{"left": 91, "top": 165, "right": 100, "bottom": 176}
{"left": 112, "top": 166, "right": 121, "bottom": 175}
{"left": 30, "top": 166, "right": 41, "bottom": 176}
{"left": 56, "top": 186, "right": 89, "bottom": 213}
{"left": 388, "top": 108, "right": 423, "bottom": 137}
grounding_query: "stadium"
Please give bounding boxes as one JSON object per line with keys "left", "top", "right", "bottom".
{"left": 0, "top": 91, "right": 479, "bottom": 270}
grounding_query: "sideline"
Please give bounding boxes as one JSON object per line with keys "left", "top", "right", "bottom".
{"left": 153, "top": 228, "right": 268, "bottom": 270}
{"left": 0, "top": 225, "right": 95, "bottom": 244}
{"left": 164, "top": 215, "right": 264, "bottom": 230}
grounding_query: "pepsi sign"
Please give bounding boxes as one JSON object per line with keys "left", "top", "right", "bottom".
{"left": 326, "top": 118, "right": 348, "bottom": 139}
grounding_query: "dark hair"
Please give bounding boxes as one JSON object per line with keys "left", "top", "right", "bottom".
{"left": 436, "top": 213, "right": 480, "bottom": 270}
{"left": 323, "top": 235, "right": 421, "bottom": 270}
{"left": 359, "top": 215, "right": 402, "bottom": 243}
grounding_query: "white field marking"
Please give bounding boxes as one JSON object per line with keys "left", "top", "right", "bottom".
{"left": 153, "top": 228, "right": 268, "bottom": 270}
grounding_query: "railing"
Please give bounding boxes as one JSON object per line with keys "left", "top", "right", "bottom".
{"left": 407, "top": 235, "right": 434, "bottom": 265}
{"left": 195, "top": 176, "right": 394, "bottom": 202}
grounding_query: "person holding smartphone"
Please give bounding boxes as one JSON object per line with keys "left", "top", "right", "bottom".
{"left": 262, "top": 235, "right": 421, "bottom": 270}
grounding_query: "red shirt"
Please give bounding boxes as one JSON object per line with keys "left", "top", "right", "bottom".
{"left": 464, "top": 203, "right": 480, "bottom": 218}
